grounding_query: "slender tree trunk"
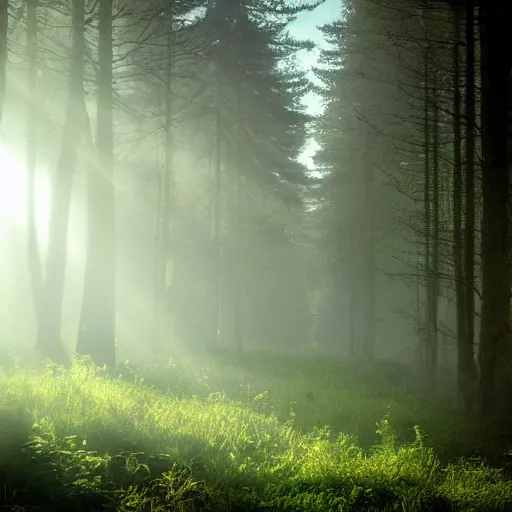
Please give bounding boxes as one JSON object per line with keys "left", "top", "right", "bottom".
{"left": 477, "top": 0, "right": 512, "bottom": 418}
{"left": 423, "top": 32, "right": 433, "bottom": 387}
{"left": 152, "top": 29, "right": 173, "bottom": 355}
{"left": 26, "top": 0, "right": 43, "bottom": 324}
{"left": 213, "top": 65, "right": 222, "bottom": 347}
{"left": 430, "top": 63, "right": 440, "bottom": 398}
{"left": 452, "top": 4, "right": 465, "bottom": 384}
{"left": 415, "top": 254, "right": 423, "bottom": 365}
{"left": 233, "top": 170, "right": 243, "bottom": 354}
{"left": 349, "top": 223, "right": 357, "bottom": 358}
{"left": 152, "top": 160, "right": 163, "bottom": 349}
{"left": 162, "top": 30, "right": 173, "bottom": 339}
{"left": 362, "top": 160, "right": 375, "bottom": 361}
{"left": 37, "top": 0, "right": 85, "bottom": 365}
{"left": 463, "top": 0, "right": 477, "bottom": 414}
{"left": 77, "top": 0, "right": 115, "bottom": 367}
{"left": 0, "top": 0, "right": 7, "bottom": 129}
{"left": 453, "top": 4, "right": 475, "bottom": 413}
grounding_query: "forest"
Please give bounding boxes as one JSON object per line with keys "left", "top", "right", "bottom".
{"left": 0, "top": 0, "right": 512, "bottom": 509}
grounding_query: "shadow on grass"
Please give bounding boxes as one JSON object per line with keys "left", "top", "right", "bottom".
{"left": 0, "top": 358, "right": 510, "bottom": 511}
{"left": 0, "top": 410, "right": 455, "bottom": 512}
{"left": 116, "top": 352, "right": 512, "bottom": 467}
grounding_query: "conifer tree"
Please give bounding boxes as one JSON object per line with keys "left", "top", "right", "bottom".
{"left": 168, "top": 0, "right": 319, "bottom": 352}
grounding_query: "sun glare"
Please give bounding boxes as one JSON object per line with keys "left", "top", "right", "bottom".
{"left": 0, "top": 141, "right": 51, "bottom": 248}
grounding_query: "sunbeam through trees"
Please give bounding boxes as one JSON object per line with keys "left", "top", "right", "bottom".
{"left": 0, "top": 0, "right": 511, "bottom": 509}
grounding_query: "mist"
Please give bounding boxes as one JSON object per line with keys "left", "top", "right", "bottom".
{"left": 0, "top": 0, "right": 511, "bottom": 509}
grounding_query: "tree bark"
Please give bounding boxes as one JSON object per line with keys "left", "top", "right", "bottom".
{"left": 77, "top": 0, "right": 115, "bottom": 367}
{"left": 477, "top": 0, "right": 512, "bottom": 418}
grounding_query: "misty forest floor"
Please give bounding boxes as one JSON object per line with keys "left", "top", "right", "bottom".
{"left": 0, "top": 352, "right": 511, "bottom": 511}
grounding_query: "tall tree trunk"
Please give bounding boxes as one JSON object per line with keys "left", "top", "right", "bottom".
{"left": 429, "top": 63, "right": 440, "bottom": 398}
{"left": 349, "top": 222, "right": 358, "bottom": 358}
{"left": 26, "top": 0, "right": 43, "bottom": 324}
{"left": 452, "top": 4, "right": 465, "bottom": 393}
{"left": 213, "top": 64, "right": 222, "bottom": 347}
{"left": 152, "top": 29, "right": 173, "bottom": 355}
{"left": 37, "top": 0, "right": 85, "bottom": 365}
{"left": 362, "top": 159, "right": 375, "bottom": 361}
{"left": 453, "top": 4, "right": 476, "bottom": 414}
{"left": 415, "top": 253, "right": 423, "bottom": 364}
{"left": 77, "top": 0, "right": 115, "bottom": 367}
{"left": 233, "top": 170, "right": 243, "bottom": 354}
{"left": 0, "top": 0, "right": 7, "bottom": 128}
{"left": 477, "top": 0, "right": 512, "bottom": 418}
{"left": 423, "top": 31, "right": 433, "bottom": 386}
{"left": 463, "top": 0, "right": 477, "bottom": 414}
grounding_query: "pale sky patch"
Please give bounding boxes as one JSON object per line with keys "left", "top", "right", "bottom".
{"left": 289, "top": 0, "right": 340, "bottom": 168}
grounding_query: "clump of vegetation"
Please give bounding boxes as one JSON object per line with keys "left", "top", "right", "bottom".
{"left": 116, "top": 352, "right": 507, "bottom": 461}
{"left": 0, "top": 356, "right": 510, "bottom": 511}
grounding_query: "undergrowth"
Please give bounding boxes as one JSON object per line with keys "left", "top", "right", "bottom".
{"left": 0, "top": 356, "right": 510, "bottom": 511}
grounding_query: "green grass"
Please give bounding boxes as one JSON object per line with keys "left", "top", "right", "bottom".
{"left": 116, "top": 351, "right": 512, "bottom": 461}
{"left": 0, "top": 354, "right": 511, "bottom": 511}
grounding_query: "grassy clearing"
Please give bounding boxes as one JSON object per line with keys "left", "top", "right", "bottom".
{"left": 0, "top": 355, "right": 511, "bottom": 511}
{"left": 118, "top": 352, "right": 512, "bottom": 461}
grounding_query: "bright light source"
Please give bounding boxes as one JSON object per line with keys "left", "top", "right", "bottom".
{"left": 0, "top": 142, "right": 25, "bottom": 222}
{"left": 0, "top": 141, "right": 51, "bottom": 249}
